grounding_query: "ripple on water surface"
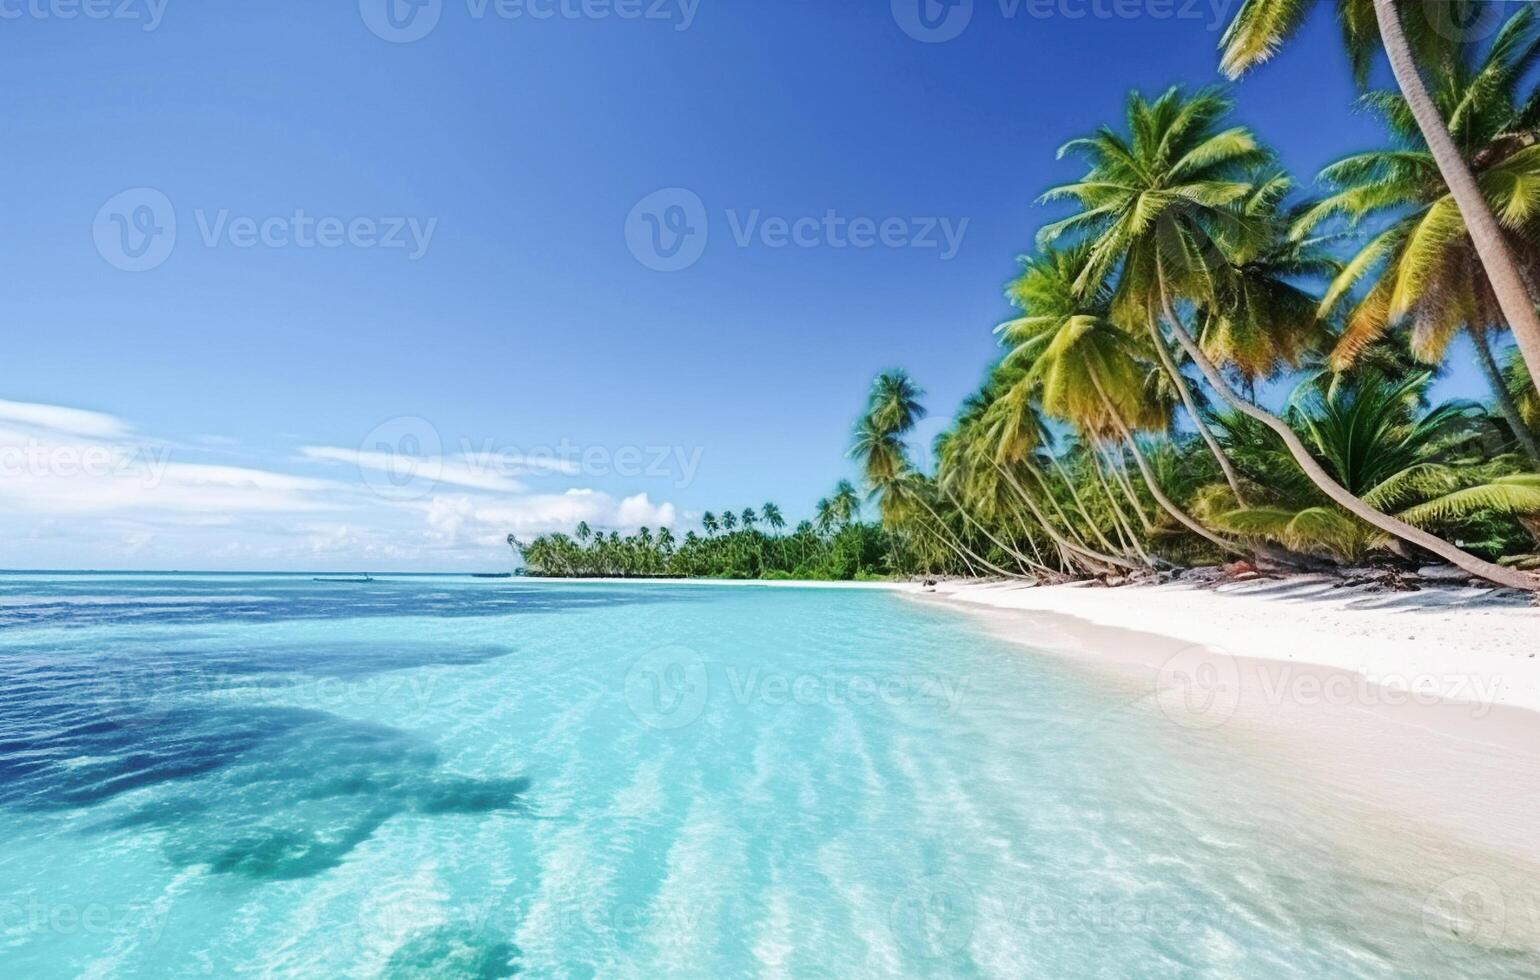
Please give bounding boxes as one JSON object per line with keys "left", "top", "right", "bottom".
{"left": 0, "top": 574, "right": 1533, "bottom": 978}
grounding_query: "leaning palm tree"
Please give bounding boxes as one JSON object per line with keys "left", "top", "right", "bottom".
{"left": 1039, "top": 87, "right": 1264, "bottom": 504}
{"left": 999, "top": 246, "right": 1240, "bottom": 556}
{"left": 1297, "top": 8, "right": 1540, "bottom": 463}
{"left": 852, "top": 373, "right": 1023, "bottom": 577}
{"left": 1045, "top": 89, "right": 1537, "bottom": 589}
{"left": 1219, "top": 0, "right": 1540, "bottom": 393}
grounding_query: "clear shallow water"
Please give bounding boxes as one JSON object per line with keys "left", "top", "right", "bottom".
{"left": 0, "top": 574, "right": 1532, "bottom": 978}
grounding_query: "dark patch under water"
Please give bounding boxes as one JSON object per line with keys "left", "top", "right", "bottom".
{"left": 0, "top": 579, "right": 565, "bottom": 885}
{"left": 382, "top": 925, "right": 522, "bottom": 979}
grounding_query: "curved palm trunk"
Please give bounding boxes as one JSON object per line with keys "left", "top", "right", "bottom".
{"left": 1471, "top": 325, "right": 1540, "bottom": 465}
{"left": 1374, "top": 0, "right": 1540, "bottom": 395}
{"left": 908, "top": 495, "right": 1029, "bottom": 579}
{"left": 1166, "top": 311, "right": 1539, "bottom": 590}
{"left": 1088, "top": 446, "right": 1157, "bottom": 567}
{"left": 940, "top": 484, "right": 1054, "bottom": 576}
{"left": 1045, "top": 452, "right": 1124, "bottom": 555}
{"left": 1088, "top": 370, "right": 1245, "bottom": 556}
{"left": 1104, "top": 443, "right": 1155, "bottom": 532}
{"left": 1155, "top": 286, "right": 1249, "bottom": 505}
{"left": 995, "top": 463, "right": 1137, "bottom": 573}
{"left": 1029, "top": 462, "right": 1097, "bottom": 552}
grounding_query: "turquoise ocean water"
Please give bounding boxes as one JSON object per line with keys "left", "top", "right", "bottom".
{"left": 0, "top": 574, "right": 1530, "bottom": 978}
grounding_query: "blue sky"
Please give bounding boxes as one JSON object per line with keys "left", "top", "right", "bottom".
{"left": 0, "top": 1, "right": 1503, "bottom": 570}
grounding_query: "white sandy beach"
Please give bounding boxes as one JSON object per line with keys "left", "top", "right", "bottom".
{"left": 914, "top": 575, "right": 1540, "bottom": 712}
{"left": 907, "top": 576, "right": 1540, "bottom": 900}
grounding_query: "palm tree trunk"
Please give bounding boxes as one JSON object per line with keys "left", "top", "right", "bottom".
{"left": 1088, "top": 446, "right": 1156, "bottom": 567}
{"left": 1374, "top": 0, "right": 1540, "bottom": 395}
{"left": 995, "top": 462, "right": 1136, "bottom": 573}
{"left": 1156, "top": 284, "right": 1249, "bottom": 505}
{"left": 1471, "top": 324, "right": 1540, "bottom": 465}
{"left": 939, "top": 484, "right": 1054, "bottom": 576}
{"left": 1088, "top": 369, "right": 1245, "bottom": 556}
{"left": 908, "top": 495, "right": 1028, "bottom": 579}
{"left": 1045, "top": 451, "right": 1124, "bottom": 555}
{"left": 1165, "top": 307, "right": 1539, "bottom": 590}
{"left": 1104, "top": 444, "right": 1155, "bottom": 532}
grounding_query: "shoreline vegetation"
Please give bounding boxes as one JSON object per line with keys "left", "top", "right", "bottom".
{"left": 520, "top": 3, "right": 1540, "bottom": 593}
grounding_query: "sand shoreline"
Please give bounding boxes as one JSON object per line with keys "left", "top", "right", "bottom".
{"left": 908, "top": 577, "right": 1540, "bottom": 911}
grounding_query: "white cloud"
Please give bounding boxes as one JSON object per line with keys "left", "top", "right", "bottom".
{"left": 0, "top": 399, "right": 129, "bottom": 438}
{"left": 300, "top": 445, "right": 529, "bottom": 494}
{"left": 0, "top": 397, "right": 686, "bottom": 570}
{"left": 422, "top": 490, "right": 678, "bottom": 548}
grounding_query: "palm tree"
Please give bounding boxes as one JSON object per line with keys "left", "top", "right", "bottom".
{"left": 852, "top": 371, "right": 1024, "bottom": 577}
{"left": 1216, "top": 372, "right": 1540, "bottom": 561}
{"left": 1040, "top": 87, "right": 1260, "bottom": 504}
{"left": 999, "top": 246, "right": 1241, "bottom": 556}
{"left": 1046, "top": 88, "right": 1536, "bottom": 589}
{"left": 1219, "top": 0, "right": 1540, "bottom": 394}
{"left": 813, "top": 498, "right": 836, "bottom": 537}
{"left": 1296, "top": 8, "right": 1540, "bottom": 463}
{"left": 740, "top": 507, "right": 758, "bottom": 531}
{"left": 702, "top": 511, "right": 719, "bottom": 537}
{"left": 831, "top": 480, "right": 861, "bottom": 526}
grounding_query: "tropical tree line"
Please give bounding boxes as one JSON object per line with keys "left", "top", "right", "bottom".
{"left": 514, "top": 486, "right": 898, "bottom": 580}
{"left": 520, "top": 1, "right": 1540, "bottom": 589}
